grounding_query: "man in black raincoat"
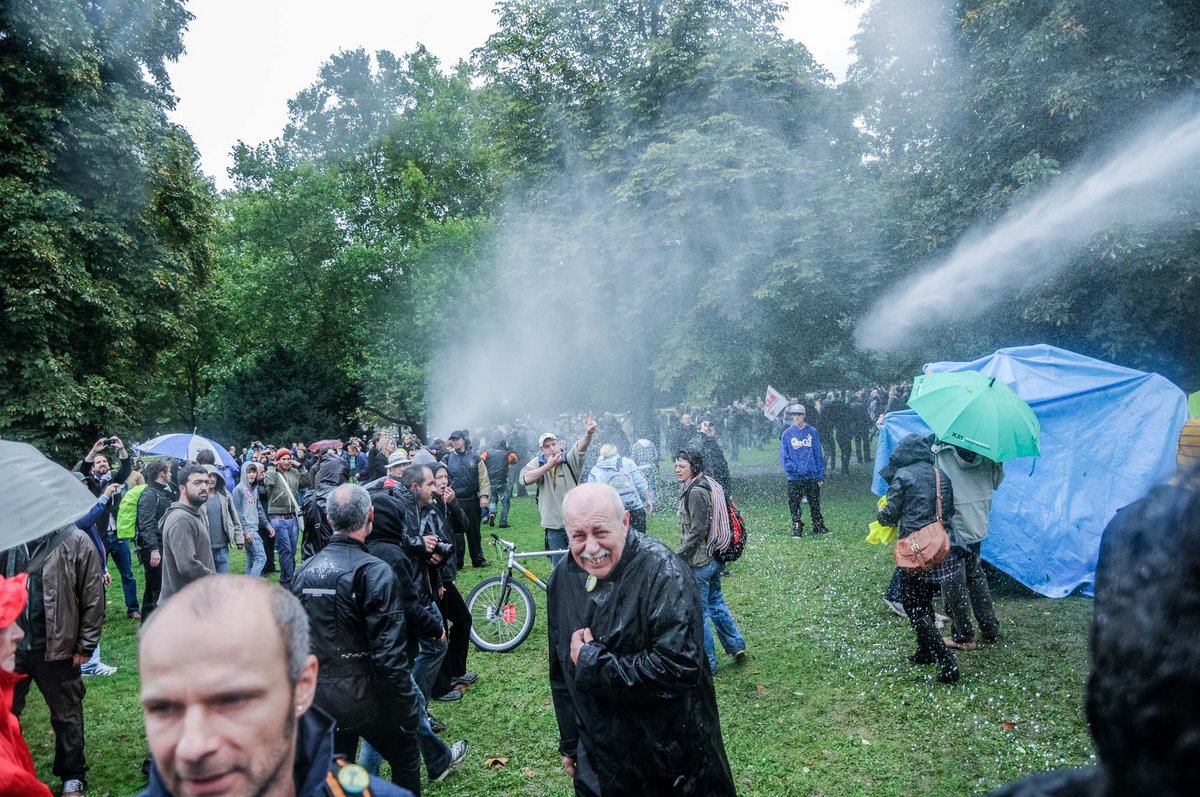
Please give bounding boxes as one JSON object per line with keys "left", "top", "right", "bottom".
{"left": 547, "top": 483, "right": 736, "bottom": 797}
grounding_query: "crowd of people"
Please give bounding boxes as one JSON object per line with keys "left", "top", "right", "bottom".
{"left": 7, "top": 392, "right": 1200, "bottom": 796}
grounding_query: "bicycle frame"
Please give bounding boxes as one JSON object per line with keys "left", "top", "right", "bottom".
{"left": 491, "top": 534, "right": 567, "bottom": 592}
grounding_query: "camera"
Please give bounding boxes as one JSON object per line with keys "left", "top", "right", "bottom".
{"left": 430, "top": 541, "right": 453, "bottom": 559}
{"left": 104, "top": 437, "right": 118, "bottom": 446}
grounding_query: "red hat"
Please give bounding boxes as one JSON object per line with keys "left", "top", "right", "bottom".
{"left": 0, "top": 574, "right": 28, "bottom": 627}
{"left": 275, "top": 448, "right": 293, "bottom": 461}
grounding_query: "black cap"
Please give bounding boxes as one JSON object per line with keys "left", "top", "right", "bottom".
{"left": 448, "top": 430, "right": 465, "bottom": 440}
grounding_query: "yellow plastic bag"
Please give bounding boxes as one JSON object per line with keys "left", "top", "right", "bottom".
{"left": 866, "top": 495, "right": 897, "bottom": 544}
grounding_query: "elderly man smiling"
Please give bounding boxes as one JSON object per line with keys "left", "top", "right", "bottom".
{"left": 547, "top": 483, "right": 736, "bottom": 797}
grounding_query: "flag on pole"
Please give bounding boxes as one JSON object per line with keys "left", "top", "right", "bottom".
{"left": 763, "top": 385, "right": 788, "bottom": 420}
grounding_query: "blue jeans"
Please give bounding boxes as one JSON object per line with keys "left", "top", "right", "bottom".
{"left": 545, "top": 527, "right": 567, "bottom": 568}
{"left": 244, "top": 531, "right": 266, "bottom": 577}
{"left": 359, "top": 676, "right": 450, "bottom": 780}
{"left": 103, "top": 534, "right": 139, "bottom": 614}
{"left": 691, "top": 560, "right": 746, "bottom": 673}
{"left": 271, "top": 516, "right": 299, "bottom": 587}
{"left": 489, "top": 488, "right": 511, "bottom": 526}
{"left": 213, "top": 547, "right": 230, "bottom": 574}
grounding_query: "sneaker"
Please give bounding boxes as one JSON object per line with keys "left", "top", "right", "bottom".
{"left": 812, "top": 526, "right": 833, "bottom": 536}
{"left": 62, "top": 779, "right": 85, "bottom": 797}
{"left": 428, "top": 713, "right": 445, "bottom": 734}
{"left": 732, "top": 649, "right": 747, "bottom": 665}
{"left": 451, "top": 673, "right": 478, "bottom": 686}
{"left": 81, "top": 662, "right": 117, "bottom": 677}
{"left": 472, "top": 559, "right": 490, "bottom": 568}
{"left": 434, "top": 689, "right": 464, "bottom": 702}
{"left": 498, "top": 523, "right": 511, "bottom": 528}
{"left": 128, "top": 610, "right": 142, "bottom": 621}
{"left": 883, "top": 598, "right": 907, "bottom": 618}
{"left": 432, "top": 739, "right": 468, "bottom": 782}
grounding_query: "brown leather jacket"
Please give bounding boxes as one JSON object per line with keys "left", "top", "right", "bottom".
{"left": 2, "top": 530, "right": 106, "bottom": 662}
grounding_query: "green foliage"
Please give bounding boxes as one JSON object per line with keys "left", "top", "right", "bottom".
{"left": 0, "top": 0, "right": 214, "bottom": 459}
{"left": 193, "top": 47, "right": 501, "bottom": 436}
{"left": 851, "top": 0, "right": 1200, "bottom": 384}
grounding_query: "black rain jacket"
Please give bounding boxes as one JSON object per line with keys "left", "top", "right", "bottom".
{"left": 366, "top": 481, "right": 444, "bottom": 647}
{"left": 878, "top": 433, "right": 957, "bottom": 540}
{"left": 292, "top": 536, "right": 421, "bottom": 735}
{"left": 547, "top": 531, "right": 736, "bottom": 796}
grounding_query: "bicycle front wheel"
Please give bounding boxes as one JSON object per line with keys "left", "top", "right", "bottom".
{"left": 467, "top": 576, "right": 536, "bottom": 652}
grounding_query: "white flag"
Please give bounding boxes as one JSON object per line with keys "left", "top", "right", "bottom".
{"left": 763, "top": 385, "right": 788, "bottom": 420}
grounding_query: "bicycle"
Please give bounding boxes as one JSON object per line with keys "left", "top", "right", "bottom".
{"left": 466, "top": 532, "right": 568, "bottom": 653}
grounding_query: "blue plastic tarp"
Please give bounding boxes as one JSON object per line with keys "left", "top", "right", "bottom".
{"left": 872, "top": 344, "right": 1187, "bottom": 597}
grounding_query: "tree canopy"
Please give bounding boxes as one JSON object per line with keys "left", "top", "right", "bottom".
{"left": 3, "top": 0, "right": 1199, "bottom": 454}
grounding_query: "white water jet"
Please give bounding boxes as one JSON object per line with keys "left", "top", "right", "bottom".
{"left": 855, "top": 102, "right": 1200, "bottom": 351}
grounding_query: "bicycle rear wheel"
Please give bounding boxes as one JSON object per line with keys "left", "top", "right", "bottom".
{"left": 467, "top": 576, "right": 536, "bottom": 652}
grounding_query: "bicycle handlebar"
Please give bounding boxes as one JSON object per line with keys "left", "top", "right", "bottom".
{"left": 490, "top": 533, "right": 517, "bottom": 551}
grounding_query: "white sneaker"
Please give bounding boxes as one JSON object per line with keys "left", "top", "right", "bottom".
{"left": 81, "top": 662, "right": 117, "bottom": 677}
{"left": 61, "top": 778, "right": 85, "bottom": 796}
{"left": 432, "top": 740, "right": 468, "bottom": 782}
{"left": 883, "top": 598, "right": 907, "bottom": 618}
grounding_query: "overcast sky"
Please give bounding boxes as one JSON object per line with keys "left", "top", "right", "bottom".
{"left": 167, "top": 0, "right": 865, "bottom": 187}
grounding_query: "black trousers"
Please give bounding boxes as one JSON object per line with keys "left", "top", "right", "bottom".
{"left": 628, "top": 507, "right": 647, "bottom": 534}
{"left": 13, "top": 651, "right": 86, "bottom": 784}
{"left": 334, "top": 721, "right": 420, "bottom": 796}
{"left": 457, "top": 500, "right": 486, "bottom": 567}
{"left": 900, "top": 573, "right": 954, "bottom": 667}
{"left": 851, "top": 429, "right": 869, "bottom": 463}
{"left": 835, "top": 429, "right": 853, "bottom": 474}
{"left": 434, "top": 582, "right": 472, "bottom": 694}
{"left": 786, "top": 479, "right": 825, "bottom": 528}
{"left": 261, "top": 525, "right": 277, "bottom": 572}
{"left": 136, "top": 546, "right": 162, "bottom": 620}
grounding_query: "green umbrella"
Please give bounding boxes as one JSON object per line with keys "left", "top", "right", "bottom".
{"left": 908, "top": 371, "right": 1040, "bottom": 461}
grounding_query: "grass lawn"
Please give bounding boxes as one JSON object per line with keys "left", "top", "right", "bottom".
{"left": 21, "top": 450, "right": 1096, "bottom": 795}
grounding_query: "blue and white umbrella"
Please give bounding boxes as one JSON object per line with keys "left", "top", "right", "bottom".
{"left": 137, "top": 433, "right": 237, "bottom": 468}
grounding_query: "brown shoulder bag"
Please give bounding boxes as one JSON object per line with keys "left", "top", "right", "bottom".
{"left": 893, "top": 467, "right": 951, "bottom": 574}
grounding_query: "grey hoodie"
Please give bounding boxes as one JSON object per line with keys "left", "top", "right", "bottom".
{"left": 232, "top": 465, "right": 270, "bottom": 535}
{"left": 936, "top": 445, "right": 1005, "bottom": 545}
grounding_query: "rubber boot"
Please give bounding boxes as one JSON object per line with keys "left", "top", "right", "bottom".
{"left": 792, "top": 520, "right": 805, "bottom": 538}
{"left": 915, "top": 615, "right": 959, "bottom": 682}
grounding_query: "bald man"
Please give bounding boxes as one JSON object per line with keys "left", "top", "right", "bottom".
{"left": 137, "top": 575, "right": 413, "bottom": 797}
{"left": 547, "top": 483, "right": 736, "bottom": 796}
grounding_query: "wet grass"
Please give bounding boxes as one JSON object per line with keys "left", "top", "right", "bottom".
{"left": 21, "top": 454, "right": 1094, "bottom": 795}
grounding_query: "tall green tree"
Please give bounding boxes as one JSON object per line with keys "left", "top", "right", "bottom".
{"left": 0, "top": 0, "right": 214, "bottom": 459}
{"left": 851, "top": 0, "right": 1200, "bottom": 384}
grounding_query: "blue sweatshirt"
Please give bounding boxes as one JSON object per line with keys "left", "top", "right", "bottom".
{"left": 780, "top": 423, "right": 825, "bottom": 480}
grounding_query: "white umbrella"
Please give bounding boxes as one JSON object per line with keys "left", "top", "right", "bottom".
{"left": 0, "top": 441, "right": 98, "bottom": 549}
{"left": 137, "top": 433, "right": 237, "bottom": 468}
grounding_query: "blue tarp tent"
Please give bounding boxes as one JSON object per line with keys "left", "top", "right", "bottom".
{"left": 872, "top": 344, "right": 1187, "bottom": 597}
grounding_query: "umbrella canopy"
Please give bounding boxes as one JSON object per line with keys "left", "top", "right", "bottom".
{"left": 310, "top": 439, "right": 344, "bottom": 452}
{"left": 138, "top": 433, "right": 237, "bottom": 468}
{"left": 0, "top": 441, "right": 99, "bottom": 549}
{"left": 908, "top": 371, "right": 1040, "bottom": 461}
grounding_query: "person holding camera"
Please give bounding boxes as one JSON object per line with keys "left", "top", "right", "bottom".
{"left": 74, "top": 438, "right": 138, "bottom": 621}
